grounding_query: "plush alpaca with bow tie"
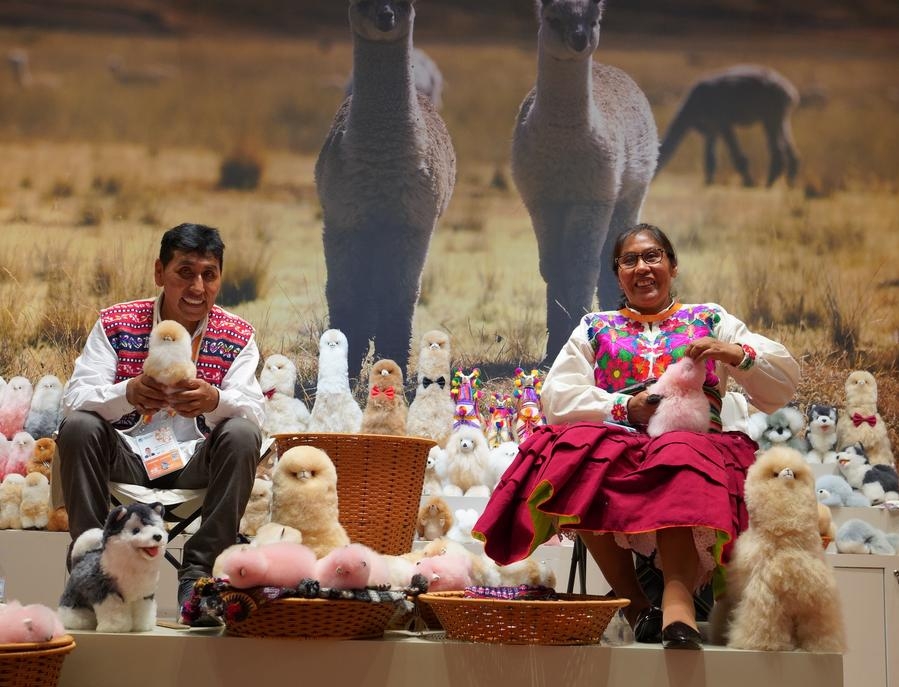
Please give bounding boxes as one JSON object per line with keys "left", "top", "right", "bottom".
{"left": 406, "top": 330, "right": 454, "bottom": 447}
{"left": 836, "top": 370, "right": 894, "bottom": 466}
{"left": 361, "top": 359, "right": 408, "bottom": 435}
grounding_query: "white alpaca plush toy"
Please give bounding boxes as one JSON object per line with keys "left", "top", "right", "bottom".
{"left": 487, "top": 441, "right": 520, "bottom": 491}
{"left": 143, "top": 320, "right": 196, "bottom": 388}
{"left": 406, "top": 330, "right": 455, "bottom": 447}
{"left": 0, "top": 473, "right": 26, "bottom": 529}
{"left": 258, "top": 353, "right": 311, "bottom": 437}
{"left": 446, "top": 507, "right": 480, "bottom": 545}
{"left": 24, "top": 374, "right": 64, "bottom": 440}
{"left": 646, "top": 358, "right": 709, "bottom": 437}
{"left": 836, "top": 370, "right": 894, "bottom": 466}
{"left": 442, "top": 426, "right": 492, "bottom": 497}
{"left": 422, "top": 445, "right": 446, "bottom": 496}
{"left": 239, "top": 476, "right": 273, "bottom": 537}
{"left": 309, "top": 329, "right": 363, "bottom": 433}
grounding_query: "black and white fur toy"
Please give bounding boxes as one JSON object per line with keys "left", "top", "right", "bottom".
{"left": 836, "top": 443, "right": 899, "bottom": 506}
{"left": 58, "top": 503, "right": 167, "bottom": 632}
{"left": 805, "top": 403, "right": 838, "bottom": 464}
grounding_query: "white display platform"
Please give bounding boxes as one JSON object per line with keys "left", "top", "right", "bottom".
{"left": 57, "top": 625, "right": 843, "bottom": 687}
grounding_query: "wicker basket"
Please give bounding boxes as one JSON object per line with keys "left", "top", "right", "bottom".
{"left": 0, "top": 635, "right": 76, "bottom": 687}
{"left": 221, "top": 589, "right": 398, "bottom": 639}
{"left": 272, "top": 432, "right": 435, "bottom": 555}
{"left": 419, "top": 592, "right": 629, "bottom": 645}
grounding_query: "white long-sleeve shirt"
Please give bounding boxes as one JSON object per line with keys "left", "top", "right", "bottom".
{"left": 541, "top": 302, "right": 799, "bottom": 430}
{"left": 63, "top": 298, "right": 264, "bottom": 456}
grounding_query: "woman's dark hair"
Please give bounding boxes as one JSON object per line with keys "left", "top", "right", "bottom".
{"left": 611, "top": 223, "right": 677, "bottom": 274}
{"left": 159, "top": 223, "right": 225, "bottom": 269}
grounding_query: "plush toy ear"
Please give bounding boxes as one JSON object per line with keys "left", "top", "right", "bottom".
{"left": 148, "top": 502, "right": 165, "bottom": 518}
{"left": 105, "top": 505, "right": 128, "bottom": 529}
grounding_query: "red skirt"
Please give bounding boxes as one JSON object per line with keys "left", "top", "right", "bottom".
{"left": 472, "top": 422, "right": 757, "bottom": 571}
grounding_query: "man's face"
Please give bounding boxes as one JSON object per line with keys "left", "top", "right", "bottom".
{"left": 154, "top": 250, "right": 221, "bottom": 332}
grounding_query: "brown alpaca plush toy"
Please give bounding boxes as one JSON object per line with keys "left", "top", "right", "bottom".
{"left": 360, "top": 359, "right": 408, "bottom": 435}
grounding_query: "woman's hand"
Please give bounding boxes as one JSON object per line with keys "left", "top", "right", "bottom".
{"left": 626, "top": 391, "right": 658, "bottom": 426}
{"left": 685, "top": 337, "right": 744, "bottom": 366}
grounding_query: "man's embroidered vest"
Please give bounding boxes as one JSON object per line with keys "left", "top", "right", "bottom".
{"left": 100, "top": 298, "right": 254, "bottom": 432}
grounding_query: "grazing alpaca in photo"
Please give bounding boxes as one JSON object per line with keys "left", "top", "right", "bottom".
{"left": 656, "top": 64, "right": 800, "bottom": 187}
{"left": 315, "top": 0, "right": 456, "bottom": 379}
{"left": 107, "top": 55, "right": 176, "bottom": 86}
{"left": 512, "top": 0, "right": 658, "bottom": 364}
{"left": 6, "top": 49, "right": 61, "bottom": 90}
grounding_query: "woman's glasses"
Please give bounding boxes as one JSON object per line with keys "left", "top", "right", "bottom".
{"left": 614, "top": 248, "right": 666, "bottom": 270}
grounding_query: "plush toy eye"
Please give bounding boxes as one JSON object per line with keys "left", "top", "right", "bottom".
{"left": 132, "top": 527, "right": 141, "bottom": 535}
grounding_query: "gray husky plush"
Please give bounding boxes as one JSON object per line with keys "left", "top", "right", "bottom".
{"left": 58, "top": 502, "right": 167, "bottom": 632}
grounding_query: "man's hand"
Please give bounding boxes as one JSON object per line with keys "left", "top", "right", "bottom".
{"left": 126, "top": 374, "right": 168, "bottom": 415}
{"left": 166, "top": 378, "right": 220, "bottom": 418}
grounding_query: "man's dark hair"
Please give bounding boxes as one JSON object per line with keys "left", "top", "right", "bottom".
{"left": 159, "top": 223, "right": 225, "bottom": 269}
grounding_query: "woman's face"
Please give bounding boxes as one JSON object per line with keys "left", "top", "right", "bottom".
{"left": 615, "top": 231, "right": 677, "bottom": 314}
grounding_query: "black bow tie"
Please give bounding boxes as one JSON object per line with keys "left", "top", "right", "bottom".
{"left": 422, "top": 376, "right": 446, "bottom": 389}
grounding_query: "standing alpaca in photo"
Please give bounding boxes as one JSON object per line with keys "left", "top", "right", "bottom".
{"left": 656, "top": 64, "right": 800, "bottom": 187}
{"left": 315, "top": 0, "right": 456, "bottom": 379}
{"left": 346, "top": 47, "right": 445, "bottom": 110}
{"left": 512, "top": 0, "right": 657, "bottom": 364}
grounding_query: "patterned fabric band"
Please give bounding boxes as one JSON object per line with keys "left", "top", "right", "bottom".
{"left": 737, "top": 343, "right": 757, "bottom": 371}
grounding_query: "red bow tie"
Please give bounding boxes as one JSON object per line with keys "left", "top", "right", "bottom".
{"left": 851, "top": 412, "right": 876, "bottom": 427}
{"left": 371, "top": 386, "right": 395, "bottom": 399}
{"left": 262, "top": 388, "right": 276, "bottom": 400}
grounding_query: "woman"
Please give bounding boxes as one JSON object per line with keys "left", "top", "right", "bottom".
{"left": 473, "top": 223, "right": 799, "bottom": 649}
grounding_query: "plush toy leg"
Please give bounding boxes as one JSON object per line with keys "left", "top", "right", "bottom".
{"left": 94, "top": 596, "right": 133, "bottom": 633}
{"left": 58, "top": 606, "right": 96, "bottom": 630}
{"left": 131, "top": 598, "right": 158, "bottom": 633}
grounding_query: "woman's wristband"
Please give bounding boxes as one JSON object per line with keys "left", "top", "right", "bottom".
{"left": 734, "top": 343, "right": 756, "bottom": 371}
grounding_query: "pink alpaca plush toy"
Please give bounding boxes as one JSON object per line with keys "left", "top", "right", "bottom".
{"left": 221, "top": 541, "right": 318, "bottom": 589}
{"left": 0, "top": 376, "right": 33, "bottom": 440}
{"left": 415, "top": 553, "right": 473, "bottom": 592}
{"left": 0, "top": 601, "right": 66, "bottom": 643}
{"left": 314, "top": 543, "right": 389, "bottom": 590}
{"left": 646, "top": 358, "right": 709, "bottom": 437}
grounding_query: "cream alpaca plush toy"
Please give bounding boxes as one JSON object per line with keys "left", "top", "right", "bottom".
{"left": 487, "top": 441, "right": 519, "bottom": 491}
{"left": 406, "top": 330, "right": 455, "bottom": 447}
{"left": 19, "top": 471, "right": 50, "bottom": 529}
{"left": 143, "top": 320, "right": 196, "bottom": 388}
{"left": 309, "top": 329, "right": 363, "bottom": 433}
{"left": 0, "top": 473, "right": 26, "bottom": 529}
{"left": 258, "top": 353, "right": 311, "bottom": 436}
{"left": 360, "top": 359, "right": 408, "bottom": 435}
{"left": 646, "top": 358, "right": 709, "bottom": 437}
{"left": 238, "top": 476, "right": 272, "bottom": 537}
{"left": 836, "top": 370, "right": 894, "bottom": 466}
{"left": 442, "top": 426, "right": 492, "bottom": 496}
{"left": 716, "top": 446, "right": 845, "bottom": 652}
{"left": 270, "top": 445, "right": 349, "bottom": 558}
{"left": 422, "top": 445, "right": 446, "bottom": 496}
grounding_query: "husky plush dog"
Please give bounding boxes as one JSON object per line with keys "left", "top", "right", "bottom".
{"left": 58, "top": 503, "right": 167, "bottom": 632}
{"left": 805, "top": 403, "right": 838, "bottom": 464}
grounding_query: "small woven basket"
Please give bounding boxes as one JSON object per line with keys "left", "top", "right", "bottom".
{"left": 273, "top": 432, "right": 435, "bottom": 555}
{"left": 0, "top": 635, "right": 76, "bottom": 687}
{"left": 221, "top": 590, "right": 398, "bottom": 639}
{"left": 419, "top": 592, "right": 629, "bottom": 645}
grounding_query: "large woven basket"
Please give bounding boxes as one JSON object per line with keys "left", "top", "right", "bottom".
{"left": 0, "top": 635, "right": 76, "bottom": 687}
{"left": 273, "top": 432, "right": 435, "bottom": 555}
{"left": 221, "top": 589, "right": 398, "bottom": 639}
{"left": 419, "top": 592, "right": 629, "bottom": 645}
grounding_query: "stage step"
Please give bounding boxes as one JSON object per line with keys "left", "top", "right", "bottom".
{"left": 58, "top": 625, "right": 843, "bottom": 687}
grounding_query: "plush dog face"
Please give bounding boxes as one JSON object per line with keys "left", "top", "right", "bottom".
{"left": 102, "top": 503, "right": 167, "bottom": 562}
{"left": 836, "top": 443, "right": 867, "bottom": 468}
{"left": 745, "top": 446, "right": 817, "bottom": 533}
{"left": 763, "top": 407, "right": 804, "bottom": 444}
{"left": 808, "top": 404, "right": 837, "bottom": 428}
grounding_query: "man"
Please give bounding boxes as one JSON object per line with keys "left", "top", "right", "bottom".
{"left": 56, "top": 223, "right": 264, "bottom": 626}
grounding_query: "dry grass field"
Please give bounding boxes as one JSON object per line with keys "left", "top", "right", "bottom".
{"left": 0, "top": 23, "right": 897, "bottom": 446}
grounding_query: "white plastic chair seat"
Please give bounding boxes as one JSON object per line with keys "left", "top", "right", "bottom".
{"left": 109, "top": 482, "right": 205, "bottom": 534}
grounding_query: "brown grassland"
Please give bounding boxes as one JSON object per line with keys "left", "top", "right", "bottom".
{"left": 0, "top": 24, "right": 897, "bottom": 451}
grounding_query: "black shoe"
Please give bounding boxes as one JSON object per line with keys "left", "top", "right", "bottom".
{"left": 178, "top": 577, "right": 221, "bottom": 628}
{"left": 633, "top": 605, "right": 663, "bottom": 643}
{"left": 662, "top": 621, "right": 703, "bottom": 650}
